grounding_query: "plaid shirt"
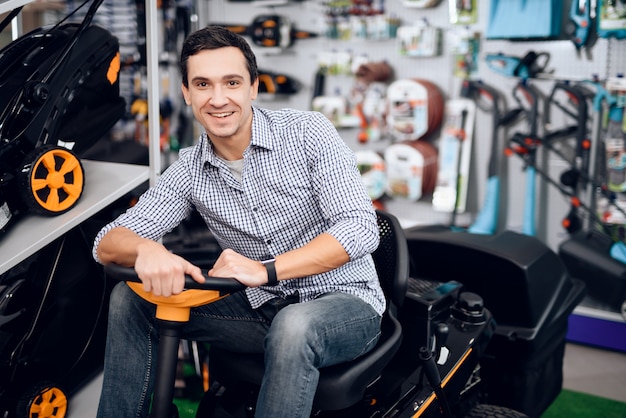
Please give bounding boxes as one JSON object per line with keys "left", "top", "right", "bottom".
{"left": 93, "top": 107, "right": 385, "bottom": 315}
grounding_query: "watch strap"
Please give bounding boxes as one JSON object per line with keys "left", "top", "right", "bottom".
{"left": 262, "top": 259, "right": 278, "bottom": 286}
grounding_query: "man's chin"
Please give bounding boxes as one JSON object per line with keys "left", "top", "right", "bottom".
{"left": 206, "top": 126, "right": 236, "bottom": 140}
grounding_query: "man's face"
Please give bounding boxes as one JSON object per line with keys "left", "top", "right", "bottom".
{"left": 181, "top": 47, "right": 258, "bottom": 144}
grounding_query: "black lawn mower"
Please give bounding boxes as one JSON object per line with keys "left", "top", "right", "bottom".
{"left": 0, "top": 220, "right": 112, "bottom": 418}
{"left": 0, "top": 0, "right": 125, "bottom": 235}
{"left": 0, "top": 1, "right": 125, "bottom": 416}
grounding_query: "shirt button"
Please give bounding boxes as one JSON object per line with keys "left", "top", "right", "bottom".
{"left": 253, "top": 207, "right": 258, "bottom": 212}
{"left": 266, "top": 239, "right": 272, "bottom": 245}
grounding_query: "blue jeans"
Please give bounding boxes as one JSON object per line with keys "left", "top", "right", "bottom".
{"left": 97, "top": 283, "right": 382, "bottom": 418}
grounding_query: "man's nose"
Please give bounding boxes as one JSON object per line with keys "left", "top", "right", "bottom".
{"left": 209, "top": 86, "right": 228, "bottom": 106}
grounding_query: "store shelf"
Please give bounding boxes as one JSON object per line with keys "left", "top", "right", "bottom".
{"left": 0, "top": 0, "right": 32, "bottom": 15}
{"left": 0, "top": 160, "right": 149, "bottom": 275}
{"left": 573, "top": 305, "right": 625, "bottom": 323}
{"left": 568, "top": 306, "right": 626, "bottom": 353}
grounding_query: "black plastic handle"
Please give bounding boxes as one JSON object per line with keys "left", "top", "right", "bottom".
{"left": 104, "top": 263, "right": 246, "bottom": 293}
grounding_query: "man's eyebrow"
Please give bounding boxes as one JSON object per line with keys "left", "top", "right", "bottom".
{"left": 222, "top": 74, "right": 246, "bottom": 82}
{"left": 189, "top": 74, "right": 245, "bottom": 84}
{"left": 189, "top": 76, "right": 208, "bottom": 84}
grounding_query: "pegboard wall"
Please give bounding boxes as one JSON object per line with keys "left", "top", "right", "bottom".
{"left": 202, "top": 0, "right": 626, "bottom": 251}
{"left": 202, "top": 0, "right": 626, "bottom": 107}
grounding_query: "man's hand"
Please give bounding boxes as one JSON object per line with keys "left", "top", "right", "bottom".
{"left": 134, "top": 240, "right": 205, "bottom": 297}
{"left": 209, "top": 248, "right": 269, "bottom": 287}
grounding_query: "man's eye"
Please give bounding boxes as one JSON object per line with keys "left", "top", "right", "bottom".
{"left": 228, "top": 81, "right": 239, "bottom": 87}
{"left": 196, "top": 81, "right": 207, "bottom": 87}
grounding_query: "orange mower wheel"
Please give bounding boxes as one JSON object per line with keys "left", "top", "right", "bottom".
{"left": 19, "top": 145, "right": 85, "bottom": 215}
{"left": 16, "top": 382, "right": 68, "bottom": 418}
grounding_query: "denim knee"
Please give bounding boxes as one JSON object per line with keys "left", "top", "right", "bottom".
{"left": 109, "top": 282, "right": 131, "bottom": 314}
{"left": 265, "top": 306, "right": 321, "bottom": 359}
{"left": 108, "top": 282, "right": 153, "bottom": 325}
{"left": 264, "top": 294, "right": 382, "bottom": 369}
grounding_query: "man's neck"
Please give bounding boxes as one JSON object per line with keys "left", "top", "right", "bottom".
{"left": 210, "top": 132, "right": 250, "bottom": 161}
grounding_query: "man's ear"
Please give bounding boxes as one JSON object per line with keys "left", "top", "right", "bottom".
{"left": 181, "top": 84, "right": 191, "bottom": 105}
{"left": 250, "top": 77, "right": 259, "bottom": 101}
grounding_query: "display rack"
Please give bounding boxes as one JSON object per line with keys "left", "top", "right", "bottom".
{"left": 0, "top": 0, "right": 160, "bottom": 273}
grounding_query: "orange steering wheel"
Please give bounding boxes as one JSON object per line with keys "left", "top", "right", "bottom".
{"left": 103, "top": 263, "right": 245, "bottom": 418}
{"left": 104, "top": 263, "right": 245, "bottom": 322}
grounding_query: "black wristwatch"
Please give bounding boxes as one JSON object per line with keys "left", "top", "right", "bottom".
{"left": 261, "top": 258, "right": 278, "bottom": 286}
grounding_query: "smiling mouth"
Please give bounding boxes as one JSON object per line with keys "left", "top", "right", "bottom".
{"left": 211, "top": 112, "right": 234, "bottom": 118}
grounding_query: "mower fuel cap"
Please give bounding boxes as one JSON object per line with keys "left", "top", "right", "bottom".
{"left": 452, "top": 292, "right": 486, "bottom": 324}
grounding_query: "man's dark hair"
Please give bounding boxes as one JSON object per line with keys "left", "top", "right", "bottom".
{"left": 180, "top": 26, "right": 259, "bottom": 87}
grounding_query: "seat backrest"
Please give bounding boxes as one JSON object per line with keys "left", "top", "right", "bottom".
{"left": 373, "top": 210, "right": 409, "bottom": 310}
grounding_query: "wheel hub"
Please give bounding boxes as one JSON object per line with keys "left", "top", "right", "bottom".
{"left": 40, "top": 401, "right": 54, "bottom": 416}
{"left": 47, "top": 171, "right": 64, "bottom": 189}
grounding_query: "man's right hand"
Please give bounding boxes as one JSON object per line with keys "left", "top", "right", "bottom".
{"left": 134, "top": 240, "right": 205, "bottom": 297}
{"left": 97, "top": 226, "right": 205, "bottom": 297}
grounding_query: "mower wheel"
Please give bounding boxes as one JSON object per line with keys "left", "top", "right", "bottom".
{"left": 464, "top": 403, "right": 529, "bottom": 418}
{"left": 19, "top": 145, "right": 85, "bottom": 215}
{"left": 15, "top": 381, "right": 68, "bottom": 418}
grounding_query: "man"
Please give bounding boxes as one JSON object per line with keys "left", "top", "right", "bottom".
{"left": 93, "top": 25, "right": 385, "bottom": 418}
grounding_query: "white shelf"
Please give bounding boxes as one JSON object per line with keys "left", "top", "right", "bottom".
{"left": 574, "top": 306, "right": 625, "bottom": 323}
{"left": 0, "top": 160, "right": 149, "bottom": 274}
{"left": 0, "top": 0, "right": 32, "bottom": 15}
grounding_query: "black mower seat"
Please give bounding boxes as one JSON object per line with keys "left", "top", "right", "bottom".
{"left": 208, "top": 210, "right": 409, "bottom": 411}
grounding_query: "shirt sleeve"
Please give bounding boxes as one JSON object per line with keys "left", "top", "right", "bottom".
{"left": 305, "top": 112, "right": 379, "bottom": 260}
{"left": 92, "top": 157, "right": 194, "bottom": 263}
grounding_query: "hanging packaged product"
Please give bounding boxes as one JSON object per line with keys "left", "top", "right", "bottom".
{"left": 605, "top": 113, "right": 626, "bottom": 192}
{"left": 449, "top": 0, "right": 478, "bottom": 25}
{"left": 257, "top": 69, "right": 301, "bottom": 96}
{"left": 401, "top": 0, "right": 441, "bottom": 7}
{"left": 312, "top": 94, "right": 360, "bottom": 128}
{"left": 484, "top": 51, "right": 551, "bottom": 79}
{"left": 211, "top": 15, "right": 317, "bottom": 52}
{"left": 567, "top": 0, "right": 597, "bottom": 50}
{"left": 384, "top": 140, "right": 438, "bottom": 201}
{"left": 355, "top": 150, "right": 387, "bottom": 201}
{"left": 605, "top": 77, "right": 626, "bottom": 192}
{"left": 432, "top": 98, "right": 476, "bottom": 213}
{"left": 449, "top": 27, "right": 481, "bottom": 79}
{"left": 354, "top": 83, "right": 388, "bottom": 143}
{"left": 385, "top": 79, "right": 444, "bottom": 141}
{"left": 486, "top": 0, "right": 562, "bottom": 40}
{"left": 597, "top": 0, "right": 626, "bottom": 39}
{"left": 396, "top": 21, "right": 442, "bottom": 57}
